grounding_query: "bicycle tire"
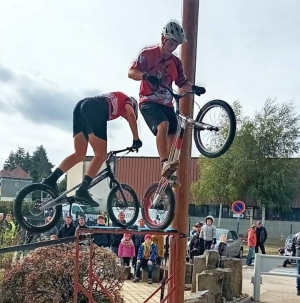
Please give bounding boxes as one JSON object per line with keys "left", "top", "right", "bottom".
{"left": 194, "top": 99, "right": 236, "bottom": 158}
{"left": 141, "top": 182, "right": 175, "bottom": 230}
{"left": 14, "top": 183, "right": 62, "bottom": 234}
{"left": 107, "top": 183, "right": 140, "bottom": 227}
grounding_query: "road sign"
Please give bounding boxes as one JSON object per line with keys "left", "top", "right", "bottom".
{"left": 233, "top": 214, "right": 244, "bottom": 218}
{"left": 232, "top": 200, "right": 245, "bottom": 215}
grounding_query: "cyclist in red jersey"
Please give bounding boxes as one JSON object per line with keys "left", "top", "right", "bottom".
{"left": 128, "top": 20, "right": 206, "bottom": 187}
{"left": 43, "top": 92, "right": 142, "bottom": 207}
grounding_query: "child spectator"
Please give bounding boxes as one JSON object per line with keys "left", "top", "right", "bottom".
{"left": 133, "top": 234, "right": 157, "bottom": 284}
{"left": 118, "top": 233, "right": 135, "bottom": 266}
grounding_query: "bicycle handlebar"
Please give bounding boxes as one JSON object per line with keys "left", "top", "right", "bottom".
{"left": 159, "top": 82, "right": 193, "bottom": 100}
{"left": 112, "top": 146, "right": 139, "bottom": 155}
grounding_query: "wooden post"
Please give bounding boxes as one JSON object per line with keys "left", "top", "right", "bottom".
{"left": 169, "top": 0, "right": 199, "bottom": 302}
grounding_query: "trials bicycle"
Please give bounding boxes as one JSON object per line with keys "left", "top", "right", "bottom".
{"left": 140, "top": 83, "right": 236, "bottom": 230}
{"left": 14, "top": 147, "right": 140, "bottom": 234}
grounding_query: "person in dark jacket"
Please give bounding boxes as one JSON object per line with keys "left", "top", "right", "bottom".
{"left": 189, "top": 222, "right": 204, "bottom": 262}
{"left": 111, "top": 212, "right": 126, "bottom": 254}
{"left": 58, "top": 216, "right": 76, "bottom": 238}
{"left": 131, "top": 218, "right": 146, "bottom": 273}
{"left": 93, "top": 215, "right": 111, "bottom": 249}
{"left": 255, "top": 221, "right": 267, "bottom": 254}
{"left": 291, "top": 232, "right": 300, "bottom": 296}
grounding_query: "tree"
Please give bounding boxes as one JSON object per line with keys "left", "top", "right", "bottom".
{"left": 58, "top": 176, "right": 67, "bottom": 193}
{"left": 2, "top": 146, "right": 54, "bottom": 183}
{"left": 30, "top": 145, "right": 54, "bottom": 183}
{"left": 3, "top": 147, "right": 32, "bottom": 173}
{"left": 191, "top": 99, "right": 300, "bottom": 210}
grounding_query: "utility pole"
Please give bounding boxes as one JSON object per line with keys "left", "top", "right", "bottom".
{"left": 169, "top": 0, "right": 199, "bottom": 302}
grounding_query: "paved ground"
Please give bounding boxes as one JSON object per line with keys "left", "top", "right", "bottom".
{"left": 121, "top": 264, "right": 299, "bottom": 303}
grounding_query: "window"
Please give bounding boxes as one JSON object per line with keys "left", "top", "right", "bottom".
{"left": 231, "top": 231, "right": 238, "bottom": 240}
{"left": 227, "top": 231, "right": 233, "bottom": 241}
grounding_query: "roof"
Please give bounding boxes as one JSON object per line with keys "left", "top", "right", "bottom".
{"left": 0, "top": 166, "right": 32, "bottom": 180}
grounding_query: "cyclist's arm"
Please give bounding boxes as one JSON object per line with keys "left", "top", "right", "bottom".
{"left": 124, "top": 103, "right": 139, "bottom": 140}
{"left": 128, "top": 68, "right": 144, "bottom": 81}
{"left": 181, "top": 81, "right": 193, "bottom": 92}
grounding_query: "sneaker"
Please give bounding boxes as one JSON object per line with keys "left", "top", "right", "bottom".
{"left": 74, "top": 189, "right": 99, "bottom": 207}
{"left": 132, "top": 277, "right": 140, "bottom": 283}
{"left": 297, "top": 289, "right": 300, "bottom": 296}
{"left": 148, "top": 279, "right": 152, "bottom": 284}
{"left": 170, "top": 175, "right": 181, "bottom": 188}
{"left": 161, "top": 160, "right": 180, "bottom": 178}
{"left": 42, "top": 178, "right": 59, "bottom": 193}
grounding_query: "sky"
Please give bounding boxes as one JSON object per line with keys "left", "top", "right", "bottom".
{"left": 0, "top": 0, "right": 299, "bottom": 169}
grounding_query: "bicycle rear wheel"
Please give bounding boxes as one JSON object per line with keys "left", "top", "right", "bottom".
{"left": 107, "top": 183, "right": 140, "bottom": 227}
{"left": 14, "top": 183, "right": 62, "bottom": 234}
{"left": 194, "top": 99, "right": 236, "bottom": 158}
{"left": 141, "top": 181, "right": 175, "bottom": 230}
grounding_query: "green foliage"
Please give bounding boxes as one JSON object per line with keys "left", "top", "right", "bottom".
{"left": 191, "top": 99, "right": 300, "bottom": 209}
{"left": 58, "top": 175, "right": 67, "bottom": 193}
{"left": 0, "top": 243, "right": 126, "bottom": 303}
{"left": 3, "top": 145, "right": 54, "bottom": 183}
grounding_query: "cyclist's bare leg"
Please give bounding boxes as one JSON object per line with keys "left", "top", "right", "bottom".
{"left": 156, "top": 123, "right": 179, "bottom": 178}
{"left": 156, "top": 121, "right": 169, "bottom": 161}
{"left": 85, "top": 133, "right": 107, "bottom": 178}
{"left": 59, "top": 132, "right": 88, "bottom": 172}
{"left": 75, "top": 133, "right": 107, "bottom": 207}
{"left": 43, "top": 132, "right": 88, "bottom": 189}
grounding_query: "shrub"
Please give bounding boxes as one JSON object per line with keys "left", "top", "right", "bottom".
{"left": 0, "top": 243, "right": 126, "bottom": 303}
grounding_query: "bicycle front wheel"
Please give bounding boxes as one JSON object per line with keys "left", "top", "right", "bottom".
{"left": 107, "top": 183, "right": 140, "bottom": 227}
{"left": 141, "top": 182, "right": 175, "bottom": 230}
{"left": 194, "top": 99, "right": 236, "bottom": 158}
{"left": 14, "top": 183, "right": 62, "bottom": 234}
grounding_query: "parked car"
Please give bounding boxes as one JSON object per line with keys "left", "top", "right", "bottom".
{"left": 186, "top": 228, "right": 243, "bottom": 259}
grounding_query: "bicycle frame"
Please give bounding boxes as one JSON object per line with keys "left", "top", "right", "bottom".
{"left": 40, "top": 147, "right": 133, "bottom": 211}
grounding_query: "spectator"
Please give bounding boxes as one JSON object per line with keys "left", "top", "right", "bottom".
{"left": 76, "top": 217, "right": 89, "bottom": 244}
{"left": 118, "top": 233, "right": 135, "bottom": 266}
{"left": 44, "top": 216, "right": 58, "bottom": 240}
{"left": 111, "top": 212, "right": 126, "bottom": 254}
{"left": 133, "top": 234, "right": 157, "bottom": 284}
{"left": 189, "top": 222, "right": 204, "bottom": 262}
{"left": 3, "top": 214, "right": 16, "bottom": 245}
{"left": 200, "top": 215, "right": 217, "bottom": 250}
{"left": 291, "top": 231, "right": 300, "bottom": 296}
{"left": 50, "top": 234, "right": 58, "bottom": 240}
{"left": 93, "top": 215, "right": 111, "bottom": 249}
{"left": 58, "top": 216, "right": 76, "bottom": 238}
{"left": 131, "top": 218, "right": 146, "bottom": 274}
{"left": 151, "top": 234, "right": 164, "bottom": 265}
{"left": 246, "top": 224, "right": 257, "bottom": 266}
{"left": 255, "top": 221, "right": 267, "bottom": 254}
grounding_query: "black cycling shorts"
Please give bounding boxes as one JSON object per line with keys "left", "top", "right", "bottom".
{"left": 73, "top": 97, "right": 109, "bottom": 141}
{"left": 140, "top": 101, "right": 178, "bottom": 135}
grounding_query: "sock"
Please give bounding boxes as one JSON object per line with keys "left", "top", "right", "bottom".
{"left": 47, "top": 168, "right": 64, "bottom": 183}
{"left": 161, "top": 158, "right": 168, "bottom": 166}
{"left": 78, "top": 175, "right": 93, "bottom": 192}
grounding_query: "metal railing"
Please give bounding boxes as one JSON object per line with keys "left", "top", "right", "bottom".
{"left": 252, "top": 253, "right": 300, "bottom": 301}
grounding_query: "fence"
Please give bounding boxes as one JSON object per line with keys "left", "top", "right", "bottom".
{"left": 252, "top": 253, "right": 300, "bottom": 301}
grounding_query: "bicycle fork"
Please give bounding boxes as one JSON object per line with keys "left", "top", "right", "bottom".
{"left": 152, "top": 178, "right": 170, "bottom": 208}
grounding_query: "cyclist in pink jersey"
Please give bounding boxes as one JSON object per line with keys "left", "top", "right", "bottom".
{"left": 43, "top": 92, "right": 142, "bottom": 207}
{"left": 128, "top": 20, "right": 206, "bottom": 187}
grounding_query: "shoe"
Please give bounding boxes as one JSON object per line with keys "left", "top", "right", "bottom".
{"left": 170, "top": 175, "right": 181, "bottom": 188}
{"left": 132, "top": 277, "right": 140, "bottom": 283}
{"left": 297, "top": 289, "right": 300, "bottom": 296}
{"left": 42, "top": 178, "right": 59, "bottom": 193}
{"left": 161, "top": 160, "right": 180, "bottom": 178}
{"left": 74, "top": 189, "right": 99, "bottom": 207}
{"left": 148, "top": 279, "right": 152, "bottom": 284}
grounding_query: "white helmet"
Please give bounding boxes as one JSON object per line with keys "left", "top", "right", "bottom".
{"left": 162, "top": 20, "right": 187, "bottom": 44}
